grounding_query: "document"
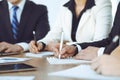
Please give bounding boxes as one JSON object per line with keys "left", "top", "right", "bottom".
{"left": 0, "top": 57, "right": 30, "bottom": 63}
{"left": 25, "top": 51, "right": 54, "bottom": 58}
{"left": 0, "top": 76, "right": 34, "bottom": 80}
{"left": 48, "top": 65, "right": 120, "bottom": 80}
{"left": 47, "top": 57, "right": 92, "bottom": 64}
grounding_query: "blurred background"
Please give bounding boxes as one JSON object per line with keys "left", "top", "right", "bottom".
{"left": 31, "top": 0, "right": 120, "bottom": 27}
{"left": 0, "top": 0, "right": 119, "bottom": 27}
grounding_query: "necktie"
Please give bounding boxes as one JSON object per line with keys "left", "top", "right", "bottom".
{"left": 11, "top": 6, "right": 19, "bottom": 40}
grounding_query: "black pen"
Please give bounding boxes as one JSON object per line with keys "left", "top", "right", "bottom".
{"left": 33, "top": 31, "right": 37, "bottom": 47}
{"left": 104, "top": 35, "right": 119, "bottom": 54}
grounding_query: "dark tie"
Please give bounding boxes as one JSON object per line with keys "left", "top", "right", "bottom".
{"left": 11, "top": 6, "right": 19, "bottom": 40}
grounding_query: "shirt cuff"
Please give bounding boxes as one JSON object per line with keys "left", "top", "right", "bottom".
{"left": 66, "top": 42, "right": 82, "bottom": 52}
{"left": 16, "top": 42, "right": 29, "bottom": 52}
{"left": 74, "top": 44, "right": 82, "bottom": 52}
{"left": 97, "top": 47, "right": 105, "bottom": 56}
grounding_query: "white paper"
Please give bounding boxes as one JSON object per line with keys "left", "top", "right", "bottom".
{"left": 48, "top": 65, "right": 120, "bottom": 80}
{"left": 25, "top": 51, "right": 54, "bottom": 58}
{"left": 0, "top": 57, "right": 30, "bottom": 63}
{"left": 0, "top": 76, "right": 35, "bottom": 80}
{"left": 47, "top": 57, "right": 92, "bottom": 64}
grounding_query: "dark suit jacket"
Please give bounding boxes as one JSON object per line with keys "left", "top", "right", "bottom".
{"left": 78, "top": 2, "right": 120, "bottom": 54}
{"left": 0, "top": 0, "right": 50, "bottom": 44}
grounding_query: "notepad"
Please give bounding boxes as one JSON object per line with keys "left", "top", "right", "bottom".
{"left": 47, "top": 57, "right": 92, "bottom": 64}
{"left": 25, "top": 51, "right": 54, "bottom": 58}
{"left": 48, "top": 65, "right": 120, "bottom": 80}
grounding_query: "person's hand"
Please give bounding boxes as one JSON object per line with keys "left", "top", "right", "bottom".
{"left": 0, "top": 42, "right": 23, "bottom": 53}
{"left": 54, "top": 45, "right": 76, "bottom": 58}
{"left": 29, "top": 40, "right": 43, "bottom": 53}
{"left": 74, "top": 46, "right": 99, "bottom": 60}
{"left": 91, "top": 55, "right": 120, "bottom": 76}
{"left": 60, "top": 45, "right": 76, "bottom": 58}
{"left": 45, "top": 42, "right": 60, "bottom": 52}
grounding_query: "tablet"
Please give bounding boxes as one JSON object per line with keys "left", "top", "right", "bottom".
{"left": 0, "top": 63, "right": 36, "bottom": 73}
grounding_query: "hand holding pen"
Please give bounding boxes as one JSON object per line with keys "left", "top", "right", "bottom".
{"left": 29, "top": 31, "right": 42, "bottom": 53}
{"left": 33, "top": 31, "right": 37, "bottom": 46}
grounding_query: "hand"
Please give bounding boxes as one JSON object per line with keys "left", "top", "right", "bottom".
{"left": 44, "top": 42, "right": 62, "bottom": 57}
{"left": 29, "top": 40, "right": 43, "bottom": 53}
{"left": 0, "top": 42, "right": 23, "bottom": 53}
{"left": 74, "top": 46, "right": 99, "bottom": 60}
{"left": 54, "top": 45, "right": 76, "bottom": 58}
{"left": 45, "top": 42, "right": 60, "bottom": 52}
{"left": 91, "top": 55, "right": 120, "bottom": 76}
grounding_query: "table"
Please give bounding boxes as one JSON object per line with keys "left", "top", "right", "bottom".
{"left": 0, "top": 53, "right": 88, "bottom": 80}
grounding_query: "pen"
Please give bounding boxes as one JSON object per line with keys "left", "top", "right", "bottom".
{"left": 59, "top": 32, "right": 64, "bottom": 59}
{"left": 33, "top": 31, "right": 37, "bottom": 46}
{"left": 104, "top": 35, "right": 119, "bottom": 54}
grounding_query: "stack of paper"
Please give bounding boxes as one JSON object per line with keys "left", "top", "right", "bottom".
{"left": 0, "top": 76, "right": 35, "bottom": 80}
{"left": 47, "top": 57, "right": 92, "bottom": 64}
{"left": 48, "top": 65, "right": 120, "bottom": 80}
{"left": 25, "top": 51, "right": 54, "bottom": 58}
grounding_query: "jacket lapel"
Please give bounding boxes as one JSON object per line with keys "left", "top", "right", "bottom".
{"left": 64, "top": 10, "right": 73, "bottom": 41}
{"left": 77, "top": 10, "right": 91, "bottom": 31}
{"left": 17, "top": 1, "right": 32, "bottom": 40}
{"left": 1, "top": 0, "right": 14, "bottom": 40}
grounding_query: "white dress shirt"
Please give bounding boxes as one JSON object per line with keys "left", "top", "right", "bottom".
{"left": 8, "top": 0, "right": 29, "bottom": 51}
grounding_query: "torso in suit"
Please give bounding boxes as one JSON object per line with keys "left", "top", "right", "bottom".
{"left": 79, "top": 2, "right": 120, "bottom": 54}
{"left": 39, "top": 0, "right": 112, "bottom": 44}
{"left": 0, "top": 0, "right": 50, "bottom": 44}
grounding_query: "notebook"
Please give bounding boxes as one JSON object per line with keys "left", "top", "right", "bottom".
{"left": 47, "top": 57, "right": 92, "bottom": 64}
{"left": 25, "top": 51, "right": 54, "bottom": 58}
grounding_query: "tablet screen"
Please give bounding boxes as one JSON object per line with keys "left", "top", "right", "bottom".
{"left": 0, "top": 63, "right": 36, "bottom": 73}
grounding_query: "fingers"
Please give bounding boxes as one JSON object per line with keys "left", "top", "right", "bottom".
{"left": 56, "top": 47, "right": 68, "bottom": 58}
{"left": 91, "top": 57, "right": 102, "bottom": 74}
{"left": 0, "top": 46, "right": 8, "bottom": 52}
{"left": 53, "top": 46, "right": 68, "bottom": 58}
{"left": 53, "top": 47, "right": 59, "bottom": 57}
{"left": 4, "top": 48, "right": 12, "bottom": 53}
{"left": 29, "top": 41, "right": 40, "bottom": 53}
{"left": 60, "top": 46, "right": 74, "bottom": 58}
{"left": 0, "top": 42, "right": 10, "bottom": 52}
{"left": 91, "top": 58, "right": 99, "bottom": 71}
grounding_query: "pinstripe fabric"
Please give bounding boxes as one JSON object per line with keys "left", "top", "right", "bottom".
{"left": 11, "top": 6, "right": 19, "bottom": 40}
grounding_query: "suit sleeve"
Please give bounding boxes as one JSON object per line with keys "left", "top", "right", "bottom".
{"left": 104, "top": 2, "right": 120, "bottom": 54}
{"left": 93, "top": 0, "right": 112, "bottom": 41}
{"left": 35, "top": 5, "right": 50, "bottom": 41}
{"left": 78, "top": 2, "right": 120, "bottom": 54}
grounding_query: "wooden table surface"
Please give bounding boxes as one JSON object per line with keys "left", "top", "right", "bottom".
{"left": 0, "top": 53, "right": 89, "bottom": 80}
